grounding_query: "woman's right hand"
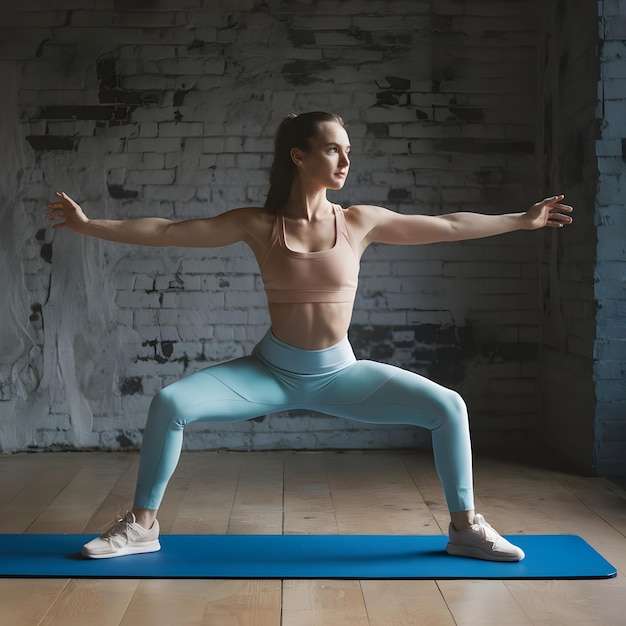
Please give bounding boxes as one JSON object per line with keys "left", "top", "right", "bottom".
{"left": 46, "top": 192, "right": 90, "bottom": 233}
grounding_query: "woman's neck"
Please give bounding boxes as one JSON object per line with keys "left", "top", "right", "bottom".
{"left": 283, "top": 181, "right": 331, "bottom": 221}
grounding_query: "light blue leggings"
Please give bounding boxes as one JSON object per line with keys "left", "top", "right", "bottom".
{"left": 135, "top": 331, "right": 474, "bottom": 512}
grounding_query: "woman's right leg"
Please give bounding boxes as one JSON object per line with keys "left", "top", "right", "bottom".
{"left": 135, "top": 355, "right": 289, "bottom": 513}
{"left": 82, "top": 354, "right": 289, "bottom": 558}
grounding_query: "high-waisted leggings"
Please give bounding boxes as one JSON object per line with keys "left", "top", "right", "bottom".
{"left": 135, "top": 331, "right": 474, "bottom": 512}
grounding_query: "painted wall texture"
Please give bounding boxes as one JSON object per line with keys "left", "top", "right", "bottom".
{"left": 0, "top": 0, "right": 542, "bottom": 453}
{"left": 0, "top": 0, "right": 622, "bottom": 475}
{"left": 535, "top": 0, "right": 626, "bottom": 476}
{"left": 537, "top": 0, "right": 600, "bottom": 474}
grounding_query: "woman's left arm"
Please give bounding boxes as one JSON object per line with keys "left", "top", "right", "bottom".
{"left": 363, "top": 195, "right": 573, "bottom": 246}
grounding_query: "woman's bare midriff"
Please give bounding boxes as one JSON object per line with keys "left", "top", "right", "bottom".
{"left": 268, "top": 301, "right": 354, "bottom": 349}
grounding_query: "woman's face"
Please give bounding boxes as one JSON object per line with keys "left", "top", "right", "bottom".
{"left": 293, "top": 121, "right": 351, "bottom": 190}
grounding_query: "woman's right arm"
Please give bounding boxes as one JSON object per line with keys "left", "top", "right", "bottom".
{"left": 46, "top": 191, "right": 248, "bottom": 248}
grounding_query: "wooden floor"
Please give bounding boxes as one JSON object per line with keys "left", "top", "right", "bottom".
{"left": 0, "top": 450, "right": 625, "bottom": 625}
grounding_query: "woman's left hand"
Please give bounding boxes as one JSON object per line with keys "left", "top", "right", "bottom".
{"left": 523, "top": 195, "right": 574, "bottom": 230}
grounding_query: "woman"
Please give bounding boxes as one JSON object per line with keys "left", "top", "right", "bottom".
{"left": 46, "top": 111, "right": 572, "bottom": 562}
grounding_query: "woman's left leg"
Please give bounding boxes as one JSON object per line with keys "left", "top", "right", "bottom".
{"left": 311, "top": 359, "right": 474, "bottom": 513}
{"left": 310, "top": 358, "right": 525, "bottom": 561}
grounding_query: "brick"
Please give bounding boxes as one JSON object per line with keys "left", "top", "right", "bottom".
{"left": 115, "top": 291, "right": 163, "bottom": 309}
{"left": 140, "top": 155, "right": 166, "bottom": 171}
{"left": 216, "top": 29, "right": 238, "bottom": 44}
{"left": 595, "top": 138, "right": 623, "bottom": 156}
{"left": 3, "top": 10, "right": 69, "bottom": 27}
{"left": 602, "top": 78, "right": 626, "bottom": 101}
{"left": 127, "top": 169, "right": 176, "bottom": 185}
{"left": 353, "top": 16, "right": 421, "bottom": 31}
{"left": 215, "top": 154, "right": 236, "bottom": 168}
{"left": 597, "top": 174, "right": 626, "bottom": 205}
{"left": 602, "top": 100, "right": 626, "bottom": 136}
{"left": 593, "top": 339, "right": 626, "bottom": 360}
{"left": 159, "top": 121, "right": 204, "bottom": 137}
{"left": 242, "top": 137, "right": 273, "bottom": 152}
{"left": 158, "top": 58, "right": 226, "bottom": 75}
{"left": 184, "top": 9, "right": 226, "bottom": 28}
{"left": 140, "top": 122, "right": 159, "bottom": 138}
{"left": 203, "top": 138, "right": 224, "bottom": 153}
{"left": 370, "top": 311, "right": 408, "bottom": 325}
{"left": 442, "top": 261, "right": 522, "bottom": 278}
{"left": 601, "top": 49, "right": 626, "bottom": 79}
{"left": 127, "top": 138, "right": 182, "bottom": 153}
{"left": 600, "top": 0, "right": 626, "bottom": 16}
{"left": 604, "top": 15, "right": 626, "bottom": 39}
{"left": 224, "top": 291, "right": 267, "bottom": 309}
{"left": 144, "top": 184, "right": 196, "bottom": 202}
{"left": 235, "top": 154, "right": 261, "bottom": 169}
{"left": 247, "top": 308, "right": 272, "bottom": 326}
{"left": 289, "top": 15, "right": 352, "bottom": 30}
{"left": 596, "top": 237, "right": 626, "bottom": 261}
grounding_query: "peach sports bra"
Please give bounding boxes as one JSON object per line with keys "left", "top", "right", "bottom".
{"left": 259, "top": 205, "right": 360, "bottom": 304}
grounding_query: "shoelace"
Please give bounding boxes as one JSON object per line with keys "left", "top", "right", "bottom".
{"left": 473, "top": 518, "right": 501, "bottom": 545}
{"left": 103, "top": 516, "right": 130, "bottom": 540}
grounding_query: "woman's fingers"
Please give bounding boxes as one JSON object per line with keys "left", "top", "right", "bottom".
{"left": 546, "top": 211, "right": 573, "bottom": 227}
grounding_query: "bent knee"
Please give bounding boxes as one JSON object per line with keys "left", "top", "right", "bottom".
{"left": 434, "top": 389, "right": 468, "bottom": 429}
{"left": 148, "top": 387, "right": 185, "bottom": 430}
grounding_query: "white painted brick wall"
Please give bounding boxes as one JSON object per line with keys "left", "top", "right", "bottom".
{"left": 0, "top": 0, "right": 545, "bottom": 453}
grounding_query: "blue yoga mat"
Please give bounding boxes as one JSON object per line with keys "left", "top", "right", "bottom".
{"left": 0, "top": 534, "right": 616, "bottom": 580}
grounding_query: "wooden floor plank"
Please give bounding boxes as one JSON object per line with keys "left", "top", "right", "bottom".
{"left": 283, "top": 453, "right": 338, "bottom": 535}
{"left": 40, "top": 578, "right": 139, "bottom": 626}
{"left": 505, "top": 578, "right": 626, "bottom": 626}
{"left": 0, "top": 464, "right": 83, "bottom": 533}
{"left": 172, "top": 453, "right": 242, "bottom": 534}
{"left": 361, "top": 580, "right": 456, "bottom": 626}
{"left": 400, "top": 451, "right": 451, "bottom": 534}
{"left": 327, "top": 452, "right": 437, "bottom": 535}
{"left": 555, "top": 473, "right": 626, "bottom": 537}
{"left": 437, "top": 579, "right": 533, "bottom": 626}
{"left": 227, "top": 456, "right": 284, "bottom": 534}
{"left": 153, "top": 452, "right": 198, "bottom": 534}
{"left": 85, "top": 455, "right": 140, "bottom": 533}
{"left": 0, "top": 456, "right": 47, "bottom": 506}
{"left": 282, "top": 579, "right": 369, "bottom": 626}
{"left": 200, "top": 580, "right": 282, "bottom": 626}
{"left": 120, "top": 579, "right": 208, "bottom": 626}
{"left": 0, "top": 578, "right": 69, "bottom": 625}
{"left": 29, "top": 462, "right": 129, "bottom": 533}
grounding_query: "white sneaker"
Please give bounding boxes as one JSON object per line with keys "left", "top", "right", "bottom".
{"left": 82, "top": 511, "right": 161, "bottom": 559}
{"left": 446, "top": 514, "right": 525, "bottom": 562}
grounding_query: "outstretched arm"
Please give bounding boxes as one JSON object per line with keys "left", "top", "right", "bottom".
{"left": 363, "top": 195, "right": 573, "bottom": 247}
{"left": 46, "top": 191, "right": 248, "bottom": 248}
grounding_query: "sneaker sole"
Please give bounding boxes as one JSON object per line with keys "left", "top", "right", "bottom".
{"left": 81, "top": 540, "right": 161, "bottom": 559}
{"left": 446, "top": 542, "right": 524, "bottom": 562}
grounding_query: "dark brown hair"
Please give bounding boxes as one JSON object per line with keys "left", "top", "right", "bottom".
{"left": 264, "top": 111, "right": 345, "bottom": 210}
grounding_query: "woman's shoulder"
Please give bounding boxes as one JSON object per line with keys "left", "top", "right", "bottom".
{"left": 342, "top": 204, "right": 390, "bottom": 225}
{"left": 223, "top": 206, "right": 275, "bottom": 228}
{"left": 339, "top": 205, "right": 391, "bottom": 248}
{"left": 227, "top": 205, "right": 274, "bottom": 218}
{"left": 226, "top": 206, "right": 276, "bottom": 249}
